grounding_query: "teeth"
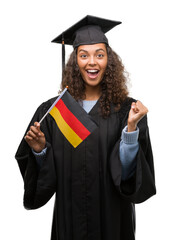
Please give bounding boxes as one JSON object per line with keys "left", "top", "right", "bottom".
{"left": 87, "top": 70, "right": 98, "bottom": 73}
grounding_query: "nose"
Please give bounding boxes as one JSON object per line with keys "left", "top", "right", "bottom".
{"left": 88, "top": 56, "right": 96, "bottom": 66}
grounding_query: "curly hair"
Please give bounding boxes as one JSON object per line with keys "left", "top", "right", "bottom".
{"left": 61, "top": 45, "right": 129, "bottom": 118}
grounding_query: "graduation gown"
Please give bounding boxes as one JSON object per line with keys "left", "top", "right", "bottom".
{"left": 15, "top": 97, "right": 156, "bottom": 240}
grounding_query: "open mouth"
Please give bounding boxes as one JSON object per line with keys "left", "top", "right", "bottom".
{"left": 86, "top": 69, "right": 100, "bottom": 79}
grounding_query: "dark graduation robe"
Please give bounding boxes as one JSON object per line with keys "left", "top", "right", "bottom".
{"left": 15, "top": 97, "right": 156, "bottom": 240}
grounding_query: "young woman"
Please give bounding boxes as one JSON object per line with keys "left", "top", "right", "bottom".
{"left": 15, "top": 15, "right": 156, "bottom": 240}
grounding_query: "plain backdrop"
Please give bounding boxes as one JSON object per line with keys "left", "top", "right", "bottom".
{"left": 0, "top": 0, "right": 170, "bottom": 239}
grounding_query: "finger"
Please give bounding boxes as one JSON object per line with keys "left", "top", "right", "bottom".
{"left": 136, "top": 100, "right": 142, "bottom": 108}
{"left": 25, "top": 134, "right": 33, "bottom": 142}
{"left": 131, "top": 102, "right": 139, "bottom": 113}
{"left": 34, "top": 122, "right": 43, "bottom": 136}
{"left": 30, "top": 126, "right": 40, "bottom": 137}
{"left": 30, "top": 124, "right": 43, "bottom": 136}
{"left": 27, "top": 129, "right": 38, "bottom": 140}
{"left": 136, "top": 101, "right": 148, "bottom": 114}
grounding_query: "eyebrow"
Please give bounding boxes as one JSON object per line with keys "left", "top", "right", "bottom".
{"left": 78, "top": 48, "right": 106, "bottom": 53}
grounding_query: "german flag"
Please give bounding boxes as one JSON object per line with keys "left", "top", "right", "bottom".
{"left": 47, "top": 89, "right": 97, "bottom": 148}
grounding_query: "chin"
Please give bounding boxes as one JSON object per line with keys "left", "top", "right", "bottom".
{"left": 86, "top": 78, "right": 102, "bottom": 86}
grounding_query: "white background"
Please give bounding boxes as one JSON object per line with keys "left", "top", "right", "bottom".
{"left": 0, "top": 0, "right": 170, "bottom": 239}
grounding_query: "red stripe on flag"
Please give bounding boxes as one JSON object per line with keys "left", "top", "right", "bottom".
{"left": 55, "top": 99, "right": 91, "bottom": 140}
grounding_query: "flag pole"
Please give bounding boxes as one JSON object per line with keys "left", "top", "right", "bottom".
{"left": 39, "top": 87, "right": 68, "bottom": 124}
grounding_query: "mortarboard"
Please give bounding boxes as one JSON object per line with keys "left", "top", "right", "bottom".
{"left": 51, "top": 15, "right": 122, "bottom": 71}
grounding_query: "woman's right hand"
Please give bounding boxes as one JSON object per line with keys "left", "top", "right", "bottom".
{"left": 25, "top": 122, "right": 46, "bottom": 153}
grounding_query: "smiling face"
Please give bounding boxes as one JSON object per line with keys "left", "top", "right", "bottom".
{"left": 77, "top": 43, "right": 108, "bottom": 91}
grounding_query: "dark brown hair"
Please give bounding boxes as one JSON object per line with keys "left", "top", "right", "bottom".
{"left": 61, "top": 45, "right": 129, "bottom": 118}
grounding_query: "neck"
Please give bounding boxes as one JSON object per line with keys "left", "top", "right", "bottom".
{"left": 84, "top": 85, "right": 101, "bottom": 100}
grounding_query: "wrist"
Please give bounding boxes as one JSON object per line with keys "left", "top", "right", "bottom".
{"left": 127, "top": 122, "right": 137, "bottom": 132}
{"left": 122, "top": 126, "right": 139, "bottom": 144}
{"left": 33, "top": 143, "right": 46, "bottom": 153}
{"left": 32, "top": 147, "right": 47, "bottom": 155}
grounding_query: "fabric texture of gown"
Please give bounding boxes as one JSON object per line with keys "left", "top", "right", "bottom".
{"left": 15, "top": 96, "right": 156, "bottom": 240}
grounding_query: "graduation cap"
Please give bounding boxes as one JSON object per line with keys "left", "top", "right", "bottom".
{"left": 51, "top": 15, "right": 122, "bottom": 71}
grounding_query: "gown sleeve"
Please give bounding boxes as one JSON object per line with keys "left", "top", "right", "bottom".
{"left": 32, "top": 147, "right": 47, "bottom": 169}
{"left": 109, "top": 98, "right": 156, "bottom": 203}
{"left": 15, "top": 101, "right": 57, "bottom": 210}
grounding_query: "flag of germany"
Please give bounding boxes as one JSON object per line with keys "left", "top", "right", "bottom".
{"left": 49, "top": 90, "right": 97, "bottom": 148}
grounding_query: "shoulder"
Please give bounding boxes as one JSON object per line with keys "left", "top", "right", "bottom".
{"left": 118, "top": 97, "right": 136, "bottom": 119}
{"left": 118, "top": 97, "right": 149, "bottom": 132}
{"left": 120, "top": 96, "right": 136, "bottom": 109}
{"left": 108, "top": 97, "right": 136, "bottom": 126}
{"left": 37, "top": 96, "right": 58, "bottom": 112}
{"left": 32, "top": 96, "right": 59, "bottom": 122}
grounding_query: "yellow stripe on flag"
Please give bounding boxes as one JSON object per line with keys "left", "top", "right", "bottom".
{"left": 50, "top": 106, "right": 83, "bottom": 148}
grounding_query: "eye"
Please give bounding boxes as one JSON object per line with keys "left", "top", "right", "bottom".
{"left": 97, "top": 54, "right": 104, "bottom": 58}
{"left": 80, "top": 54, "right": 87, "bottom": 58}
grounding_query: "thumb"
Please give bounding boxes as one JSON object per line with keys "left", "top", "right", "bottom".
{"left": 131, "top": 102, "right": 136, "bottom": 109}
{"left": 34, "top": 122, "right": 41, "bottom": 131}
{"left": 131, "top": 102, "right": 139, "bottom": 113}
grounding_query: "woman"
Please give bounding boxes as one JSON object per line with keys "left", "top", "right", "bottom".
{"left": 15, "top": 15, "right": 156, "bottom": 240}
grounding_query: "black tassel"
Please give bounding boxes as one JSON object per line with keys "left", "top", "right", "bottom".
{"left": 62, "top": 34, "right": 65, "bottom": 72}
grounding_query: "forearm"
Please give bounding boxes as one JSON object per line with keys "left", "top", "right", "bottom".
{"left": 119, "top": 126, "right": 139, "bottom": 181}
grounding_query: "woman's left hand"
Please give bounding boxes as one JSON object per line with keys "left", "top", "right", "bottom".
{"left": 127, "top": 101, "right": 148, "bottom": 132}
